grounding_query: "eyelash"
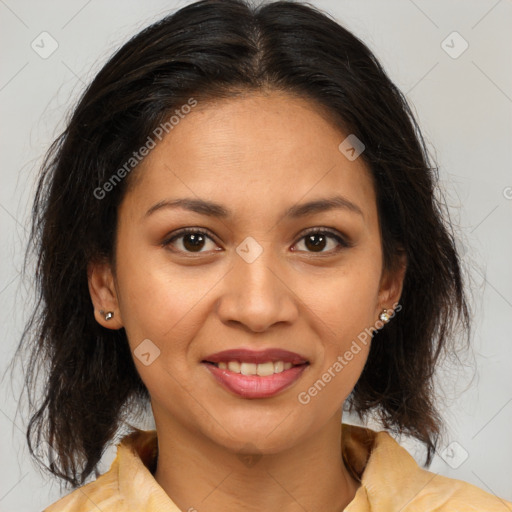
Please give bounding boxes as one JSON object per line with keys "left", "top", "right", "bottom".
{"left": 162, "top": 227, "right": 351, "bottom": 255}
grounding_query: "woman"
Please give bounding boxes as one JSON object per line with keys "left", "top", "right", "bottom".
{"left": 15, "top": 0, "right": 511, "bottom": 510}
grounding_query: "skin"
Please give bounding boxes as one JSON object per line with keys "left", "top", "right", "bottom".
{"left": 88, "top": 91, "right": 406, "bottom": 512}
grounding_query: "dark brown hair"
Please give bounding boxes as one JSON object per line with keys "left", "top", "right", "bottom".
{"left": 11, "top": 0, "right": 469, "bottom": 488}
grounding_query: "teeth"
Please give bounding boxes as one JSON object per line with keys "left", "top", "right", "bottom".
{"left": 240, "top": 362, "right": 257, "bottom": 375}
{"left": 214, "top": 360, "right": 298, "bottom": 375}
{"left": 257, "top": 362, "right": 274, "bottom": 376}
{"left": 228, "top": 361, "right": 240, "bottom": 372}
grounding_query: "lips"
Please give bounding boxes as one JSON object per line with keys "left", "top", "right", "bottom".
{"left": 202, "top": 348, "right": 309, "bottom": 399}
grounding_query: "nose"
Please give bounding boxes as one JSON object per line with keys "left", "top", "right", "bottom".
{"left": 215, "top": 245, "right": 299, "bottom": 333}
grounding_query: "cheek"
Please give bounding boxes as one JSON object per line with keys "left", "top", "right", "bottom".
{"left": 115, "top": 241, "right": 218, "bottom": 344}
{"left": 113, "top": 243, "right": 228, "bottom": 403}
{"left": 114, "top": 253, "right": 207, "bottom": 404}
{"left": 293, "top": 258, "right": 379, "bottom": 405}
{"left": 301, "top": 257, "right": 382, "bottom": 337}
{"left": 296, "top": 324, "right": 371, "bottom": 426}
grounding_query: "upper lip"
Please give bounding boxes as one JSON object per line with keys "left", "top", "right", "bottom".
{"left": 203, "top": 348, "right": 309, "bottom": 365}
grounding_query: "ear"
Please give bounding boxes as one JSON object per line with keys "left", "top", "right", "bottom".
{"left": 376, "top": 250, "right": 407, "bottom": 317}
{"left": 87, "top": 259, "right": 124, "bottom": 329}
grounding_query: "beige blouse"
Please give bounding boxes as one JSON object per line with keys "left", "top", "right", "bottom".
{"left": 43, "top": 423, "right": 512, "bottom": 511}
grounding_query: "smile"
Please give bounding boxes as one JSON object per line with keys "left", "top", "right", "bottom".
{"left": 202, "top": 360, "right": 309, "bottom": 399}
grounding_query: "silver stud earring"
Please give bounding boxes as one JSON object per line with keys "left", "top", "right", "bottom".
{"left": 379, "top": 309, "right": 391, "bottom": 323}
{"left": 100, "top": 310, "right": 114, "bottom": 321}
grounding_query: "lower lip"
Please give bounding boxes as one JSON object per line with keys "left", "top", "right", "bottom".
{"left": 203, "top": 363, "right": 308, "bottom": 399}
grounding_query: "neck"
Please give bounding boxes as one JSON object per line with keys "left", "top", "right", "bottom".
{"left": 153, "top": 412, "right": 360, "bottom": 512}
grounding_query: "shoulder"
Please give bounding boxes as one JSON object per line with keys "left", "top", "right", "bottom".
{"left": 42, "top": 470, "right": 123, "bottom": 512}
{"left": 372, "top": 429, "right": 511, "bottom": 511}
{"left": 43, "top": 429, "right": 160, "bottom": 512}
{"left": 396, "top": 469, "right": 512, "bottom": 511}
{"left": 343, "top": 424, "right": 512, "bottom": 511}
{"left": 418, "top": 473, "right": 512, "bottom": 511}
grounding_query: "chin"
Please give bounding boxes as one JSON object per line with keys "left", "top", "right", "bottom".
{"left": 202, "top": 408, "right": 307, "bottom": 454}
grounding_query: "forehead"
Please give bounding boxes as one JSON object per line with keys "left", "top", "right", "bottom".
{"left": 122, "top": 91, "right": 377, "bottom": 224}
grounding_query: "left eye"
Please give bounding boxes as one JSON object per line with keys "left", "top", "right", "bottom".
{"left": 293, "top": 230, "right": 348, "bottom": 253}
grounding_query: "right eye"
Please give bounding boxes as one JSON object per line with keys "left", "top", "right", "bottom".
{"left": 162, "top": 228, "right": 222, "bottom": 254}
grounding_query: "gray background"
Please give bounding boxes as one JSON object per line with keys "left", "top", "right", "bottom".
{"left": 1, "top": 0, "right": 511, "bottom": 510}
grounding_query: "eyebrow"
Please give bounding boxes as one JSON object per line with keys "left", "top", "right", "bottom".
{"left": 144, "top": 195, "right": 364, "bottom": 219}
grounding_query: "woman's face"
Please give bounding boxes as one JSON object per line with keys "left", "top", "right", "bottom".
{"left": 90, "top": 91, "right": 404, "bottom": 454}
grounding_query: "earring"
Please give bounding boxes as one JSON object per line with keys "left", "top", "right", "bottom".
{"left": 379, "top": 309, "right": 391, "bottom": 323}
{"left": 100, "top": 310, "right": 114, "bottom": 321}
